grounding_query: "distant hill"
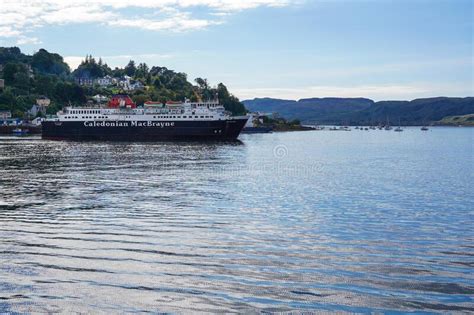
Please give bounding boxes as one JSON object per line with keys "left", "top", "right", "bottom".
{"left": 243, "top": 97, "right": 373, "bottom": 122}
{"left": 435, "top": 113, "right": 474, "bottom": 126}
{"left": 243, "top": 97, "right": 474, "bottom": 125}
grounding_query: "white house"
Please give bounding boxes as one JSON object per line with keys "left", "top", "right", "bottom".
{"left": 76, "top": 77, "right": 94, "bottom": 86}
{"left": 118, "top": 76, "right": 145, "bottom": 91}
{"left": 117, "top": 76, "right": 131, "bottom": 90}
{"left": 96, "top": 75, "right": 113, "bottom": 87}
{"left": 130, "top": 81, "right": 144, "bottom": 90}
{"left": 92, "top": 94, "right": 108, "bottom": 103}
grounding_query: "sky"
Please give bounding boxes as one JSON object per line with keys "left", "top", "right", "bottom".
{"left": 0, "top": 0, "right": 472, "bottom": 101}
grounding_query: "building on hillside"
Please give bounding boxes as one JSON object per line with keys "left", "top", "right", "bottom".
{"left": 0, "top": 110, "right": 12, "bottom": 120}
{"left": 130, "top": 81, "right": 145, "bottom": 90}
{"left": 76, "top": 76, "right": 94, "bottom": 86}
{"left": 28, "top": 98, "right": 50, "bottom": 118}
{"left": 118, "top": 76, "right": 145, "bottom": 91}
{"left": 96, "top": 75, "right": 113, "bottom": 87}
{"left": 117, "top": 75, "right": 131, "bottom": 90}
{"left": 36, "top": 96, "right": 51, "bottom": 107}
{"left": 27, "top": 105, "right": 42, "bottom": 117}
{"left": 92, "top": 94, "right": 108, "bottom": 103}
{"left": 29, "top": 96, "right": 51, "bottom": 118}
{"left": 0, "top": 79, "right": 4, "bottom": 89}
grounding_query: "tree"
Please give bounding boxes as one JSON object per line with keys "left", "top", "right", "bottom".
{"left": 195, "top": 77, "right": 209, "bottom": 90}
{"left": 124, "top": 60, "right": 136, "bottom": 76}
{"left": 34, "top": 75, "right": 56, "bottom": 96}
{"left": 31, "top": 48, "right": 70, "bottom": 75}
{"left": 3, "top": 63, "right": 21, "bottom": 84}
{"left": 216, "top": 83, "right": 246, "bottom": 115}
{"left": 136, "top": 62, "right": 149, "bottom": 79}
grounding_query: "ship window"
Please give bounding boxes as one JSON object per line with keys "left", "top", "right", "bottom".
{"left": 183, "top": 116, "right": 186, "bottom": 118}
{"left": 200, "top": 116, "right": 204, "bottom": 118}
{"left": 205, "top": 116, "right": 209, "bottom": 118}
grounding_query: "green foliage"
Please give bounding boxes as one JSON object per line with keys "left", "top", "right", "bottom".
{"left": 216, "top": 83, "right": 246, "bottom": 115}
{"left": 124, "top": 60, "right": 136, "bottom": 76}
{"left": 436, "top": 114, "right": 474, "bottom": 126}
{"left": 0, "top": 47, "right": 31, "bottom": 64}
{"left": 54, "top": 82, "right": 86, "bottom": 104}
{"left": 31, "top": 49, "right": 70, "bottom": 76}
{"left": 3, "top": 63, "right": 27, "bottom": 85}
{"left": 73, "top": 55, "right": 111, "bottom": 79}
{"left": 290, "top": 119, "right": 301, "bottom": 125}
{"left": 0, "top": 47, "right": 247, "bottom": 117}
{"left": 34, "top": 75, "right": 57, "bottom": 95}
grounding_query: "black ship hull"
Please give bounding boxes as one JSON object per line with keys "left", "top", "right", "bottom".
{"left": 42, "top": 118, "right": 248, "bottom": 141}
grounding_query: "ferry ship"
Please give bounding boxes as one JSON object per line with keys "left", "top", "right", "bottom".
{"left": 42, "top": 95, "right": 248, "bottom": 141}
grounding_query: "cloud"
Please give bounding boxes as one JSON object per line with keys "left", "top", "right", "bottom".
{"left": 0, "top": 26, "right": 22, "bottom": 38}
{"left": 0, "top": 0, "right": 295, "bottom": 44}
{"left": 16, "top": 36, "right": 42, "bottom": 45}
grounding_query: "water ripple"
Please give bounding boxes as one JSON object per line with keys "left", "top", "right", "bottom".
{"left": 0, "top": 130, "right": 473, "bottom": 312}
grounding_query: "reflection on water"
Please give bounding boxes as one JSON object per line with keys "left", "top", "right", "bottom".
{"left": 1, "top": 128, "right": 473, "bottom": 313}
